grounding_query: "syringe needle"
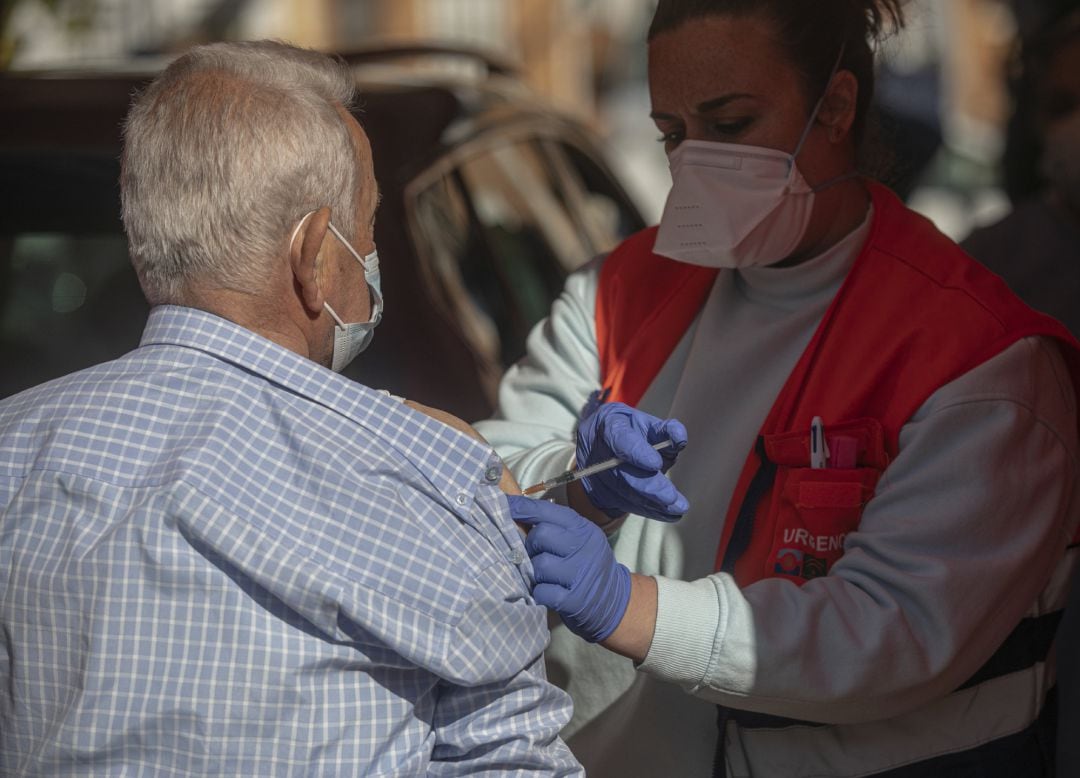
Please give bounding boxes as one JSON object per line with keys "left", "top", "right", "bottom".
{"left": 521, "top": 439, "right": 675, "bottom": 496}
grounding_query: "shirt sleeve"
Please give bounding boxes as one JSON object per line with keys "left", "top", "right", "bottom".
{"left": 431, "top": 487, "right": 578, "bottom": 773}
{"left": 474, "top": 259, "right": 603, "bottom": 490}
{"left": 428, "top": 654, "right": 583, "bottom": 776}
{"left": 640, "top": 336, "right": 1080, "bottom": 724}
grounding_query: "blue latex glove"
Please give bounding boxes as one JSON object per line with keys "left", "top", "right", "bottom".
{"left": 576, "top": 399, "right": 689, "bottom": 521}
{"left": 508, "top": 495, "right": 631, "bottom": 643}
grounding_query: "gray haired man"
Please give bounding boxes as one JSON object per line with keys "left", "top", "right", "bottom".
{"left": 0, "top": 40, "right": 580, "bottom": 775}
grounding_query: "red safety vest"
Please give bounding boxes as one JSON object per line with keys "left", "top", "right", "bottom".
{"left": 597, "top": 181, "right": 1080, "bottom": 587}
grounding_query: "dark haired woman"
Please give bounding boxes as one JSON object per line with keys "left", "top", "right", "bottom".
{"left": 478, "top": 2, "right": 1080, "bottom": 775}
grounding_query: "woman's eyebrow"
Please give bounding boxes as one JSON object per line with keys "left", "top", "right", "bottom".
{"left": 650, "top": 92, "right": 757, "bottom": 120}
{"left": 695, "top": 93, "right": 756, "bottom": 113}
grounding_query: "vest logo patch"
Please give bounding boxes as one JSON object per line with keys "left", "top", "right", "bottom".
{"left": 775, "top": 548, "right": 803, "bottom": 576}
{"left": 801, "top": 554, "right": 828, "bottom": 579}
{"left": 774, "top": 548, "right": 830, "bottom": 579}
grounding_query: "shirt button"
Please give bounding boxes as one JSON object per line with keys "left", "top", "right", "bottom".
{"left": 484, "top": 465, "right": 501, "bottom": 483}
{"left": 510, "top": 549, "right": 525, "bottom": 565}
{"left": 455, "top": 493, "right": 469, "bottom": 506}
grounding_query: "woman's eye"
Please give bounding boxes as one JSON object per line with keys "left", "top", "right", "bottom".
{"left": 656, "top": 130, "right": 683, "bottom": 145}
{"left": 711, "top": 118, "right": 752, "bottom": 137}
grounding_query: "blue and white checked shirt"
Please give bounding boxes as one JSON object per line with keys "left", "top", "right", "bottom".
{"left": 0, "top": 306, "right": 581, "bottom": 776}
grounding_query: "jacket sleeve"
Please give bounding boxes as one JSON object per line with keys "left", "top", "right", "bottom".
{"left": 474, "top": 259, "right": 604, "bottom": 490}
{"left": 639, "top": 336, "right": 1080, "bottom": 724}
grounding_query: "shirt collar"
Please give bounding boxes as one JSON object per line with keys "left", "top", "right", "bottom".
{"left": 138, "top": 305, "right": 499, "bottom": 506}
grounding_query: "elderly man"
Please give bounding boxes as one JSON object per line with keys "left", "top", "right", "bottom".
{"left": 0, "top": 40, "right": 580, "bottom": 775}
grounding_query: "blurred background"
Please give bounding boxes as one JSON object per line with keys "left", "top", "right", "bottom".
{"left": 2, "top": 0, "right": 1079, "bottom": 418}
{"left": 1, "top": 0, "right": 1057, "bottom": 227}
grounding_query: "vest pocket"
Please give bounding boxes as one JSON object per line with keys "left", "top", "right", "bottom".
{"left": 768, "top": 467, "right": 880, "bottom": 582}
{"left": 768, "top": 464, "right": 876, "bottom": 579}
{"left": 760, "top": 418, "right": 887, "bottom": 584}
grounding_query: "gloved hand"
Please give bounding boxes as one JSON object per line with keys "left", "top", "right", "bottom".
{"left": 508, "top": 495, "right": 631, "bottom": 643}
{"left": 576, "top": 399, "right": 689, "bottom": 521}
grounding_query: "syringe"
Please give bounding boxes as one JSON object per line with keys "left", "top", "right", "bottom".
{"left": 521, "top": 439, "right": 675, "bottom": 496}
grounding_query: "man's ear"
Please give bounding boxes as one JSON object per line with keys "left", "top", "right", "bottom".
{"left": 290, "top": 207, "right": 332, "bottom": 315}
{"left": 819, "top": 70, "right": 859, "bottom": 144}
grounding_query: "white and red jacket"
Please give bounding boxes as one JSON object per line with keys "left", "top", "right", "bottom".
{"left": 478, "top": 183, "right": 1080, "bottom": 777}
{"left": 598, "top": 182, "right": 1080, "bottom": 584}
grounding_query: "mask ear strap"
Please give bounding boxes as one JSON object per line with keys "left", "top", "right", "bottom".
{"left": 289, "top": 210, "right": 318, "bottom": 252}
{"left": 810, "top": 168, "right": 860, "bottom": 193}
{"left": 326, "top": 221, "right": 367, "bottom": 265}
{"left": 292, "top": 211, "right": 347, "bottom": 329}
{"left": 323, "top": 301, "right": 346, "bottom": 328}
{"left": 790, "top": 43, "right": 848, "bottom": 165}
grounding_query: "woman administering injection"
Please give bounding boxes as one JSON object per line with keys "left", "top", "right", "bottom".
{"left": 478, "top": 1, "right": 1080, "bottom": 776}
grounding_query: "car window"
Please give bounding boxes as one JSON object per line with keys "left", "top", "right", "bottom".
{"left": 410, "top": 139, "right": 590, "bottom": 368}
{"left": 410, "top": 172, "right": 502, "bottom": 370}
{"left": 408, "top": 133, "right": 647, "bottom": 375}
{"left": 544, "top": 140, "right": 646, "bottom": 254}
{"left": 0, "top": 233, "right": 147, "bottom": 398}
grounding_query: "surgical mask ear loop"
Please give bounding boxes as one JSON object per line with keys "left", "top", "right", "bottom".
{"left": 289, "top": 210, "right": 338, "bottom": 320}
{"left": 289, "top": 210, "right": 318, "bottom": 253}
{"left": 326, "top": 222, "right": 367, "bottom": 265}
{"left": 325, "top": 221, "right": 381, "bottom": 317}
{"left": 786, "top": 43, "right": 848, "bottom": 180}
{"left": 288, "top": 214, "right": 380, "bottom": 332}
{"left": 289, "top": 212, "right": 365, "bottom": 320}
{"left": 810, "top": 169, "right": 860, "bottom": 194}
{"left": 323, "top": 221, "right": 380, "bottom": 321}
{"left": 323, "top": 301, "right": 347, "bottom": 328}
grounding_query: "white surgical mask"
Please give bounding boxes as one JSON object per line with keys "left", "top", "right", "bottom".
{"left": 290, "top": 214, "right": 384, "bottom": 372}
{"left": 1041, "top": 108, "right": 1080, "bottom": 211}
{"left": 654, "top": 52, "right": 852, "bottom": 269}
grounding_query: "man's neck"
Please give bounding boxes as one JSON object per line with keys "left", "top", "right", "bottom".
{"left": 183, "top": 286, "right": 324, "bottom": 364}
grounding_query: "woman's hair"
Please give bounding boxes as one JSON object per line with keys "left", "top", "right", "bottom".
{"left": 648, "top": 0, "right": 905, "bottom": 148}
{"left": 121, "top": 40, "right": 361, "bottom": 305}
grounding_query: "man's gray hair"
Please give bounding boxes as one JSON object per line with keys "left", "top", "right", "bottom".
{"left": 121, "top": 40, "right": 360, "bottom": 305}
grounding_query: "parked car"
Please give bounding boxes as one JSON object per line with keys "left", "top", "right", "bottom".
{"left": 0, "top": 44, "right": 645, "bottom": 420}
